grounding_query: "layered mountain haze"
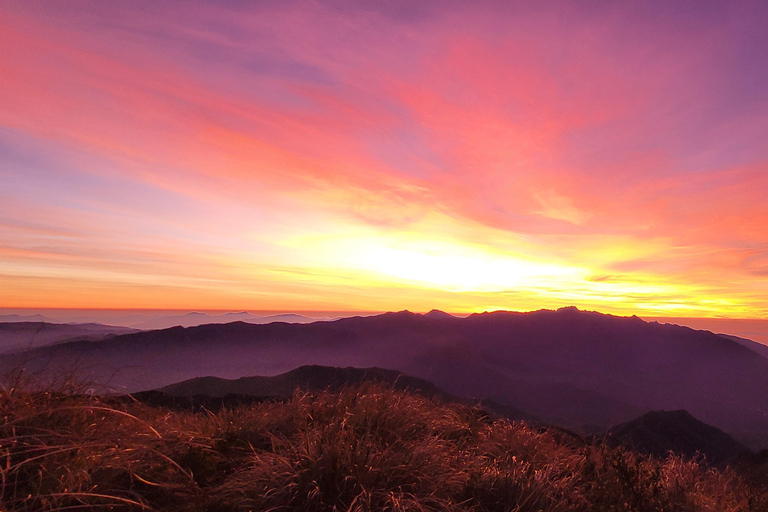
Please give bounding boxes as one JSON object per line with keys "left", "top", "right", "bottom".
{"left": 0, "top": 310, "right": 335, "bottom": 329}
{"left": 0, "top": 314, "right": 58, "bottom": 323}
{"left": 129, "top": 311, "right": 328, "bottom": 330}
{"left": 644, "top": 317, "right": 768, "bottom": 347}
{"left": 5, "top": 308, "right": 768, "bottom": 449}
{"left": 0, "top": 322, "right": 138, "bottom": 354}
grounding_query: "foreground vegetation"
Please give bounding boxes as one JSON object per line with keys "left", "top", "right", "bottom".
{"left": 1, "top": 383, "right": 766, "bottom": 511}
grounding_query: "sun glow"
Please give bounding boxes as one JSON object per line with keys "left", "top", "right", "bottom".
{"left": 348, "top": 242, "right": 583, "bottom": 292}
{"left": 2, "top": 2, "right": 768, "bottom": 318}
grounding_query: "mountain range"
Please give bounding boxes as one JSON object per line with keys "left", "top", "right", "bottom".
{"left": 0, "top": 311, "right": 329, "bottom": 330}
{"left": 3, "top": 307, "right": 768, "bottom": 449}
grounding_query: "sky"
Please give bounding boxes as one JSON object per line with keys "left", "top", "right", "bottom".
{"left": 1, "top": 0, "right": 768, "bottom": 317}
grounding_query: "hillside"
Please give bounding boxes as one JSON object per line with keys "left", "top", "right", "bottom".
{"left": 720, "top": 334, "right": 768, "bottom": 361}
{"left": 5, "top": 307, "right": 768, "bottom": 448}
{"left": 156, "top": 366, "right": 756, "bottom": 469}
{"left": 607, "top": 410, "right": 749, "bottom": 468}
{"left": 1, "top": 385, "right": 765, "bottom": 511}
{"left": 158, "top": 364, "right": 444, "bottom": 398}
{"left": 152, "top": 364, "right": 530, "bottom": 421}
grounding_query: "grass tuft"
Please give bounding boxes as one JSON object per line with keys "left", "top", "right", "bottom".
{"left": 0, "top": 382, "right": 766, "bottom": 511}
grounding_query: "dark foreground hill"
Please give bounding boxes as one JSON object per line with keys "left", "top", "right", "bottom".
{"left": 159, "top": 364, "right": 445, "bottom": 398}
{"left": 2, "top": 384, "right": 766, "bottom": 511}
{"left": 149, "top": 364, "right": 529, "bottom": 421}
{"left": 607, "top": 410, "right": 749, "bottom": 468}
{"left": 5, "top": 307, "right": 768, "bottom": 448}
{"left": 153, "top": 365, "right": 750, "bottom": 467}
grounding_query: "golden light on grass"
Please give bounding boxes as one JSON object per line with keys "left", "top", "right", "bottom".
{"left": 1, "top": 382, "right": 764, "bottom": 511}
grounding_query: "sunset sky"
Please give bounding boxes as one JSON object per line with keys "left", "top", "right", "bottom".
{"left": 1, "top": 1, "right": 768, "bottom": 317}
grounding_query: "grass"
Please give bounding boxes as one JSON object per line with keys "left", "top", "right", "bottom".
{"left": 1, "top": 382, "right": 766, "bottom": 511}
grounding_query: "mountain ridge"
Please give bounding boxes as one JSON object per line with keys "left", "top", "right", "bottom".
{"left": 151, "top": 364, "right": 530, "bottom": 421}
{"left": 5, "top": 307, "right": 768, "bottom": 449}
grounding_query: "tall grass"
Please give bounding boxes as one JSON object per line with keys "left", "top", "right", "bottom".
{"left": 0, "top": 382, "right": 765, "bottom": 511}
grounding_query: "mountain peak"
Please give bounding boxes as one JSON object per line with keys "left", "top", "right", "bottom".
{"left": 386, "top": 310, "right": 417, "bottom": 317}
{"left": 424, "top": 309, "right": 453, "bottom": 319}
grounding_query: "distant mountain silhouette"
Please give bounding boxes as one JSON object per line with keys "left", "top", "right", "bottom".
{"left": 0, "top": 322, "right": 138, "bottom": 354}
{"left": 131, "top": 311, "right": 326, "bottom": 330}
{"left": 607, "top": 410, "right": 749, "bottom": 468}
{"left": 424, "top": 309, "right": 454, "bottom": 319}
{"left": 6, "top": 307, "right": 768, "bottom": 449}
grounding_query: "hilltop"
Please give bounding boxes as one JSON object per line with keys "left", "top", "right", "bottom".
{"left": 607, "top": 410, "right": 749, "bottom": 468}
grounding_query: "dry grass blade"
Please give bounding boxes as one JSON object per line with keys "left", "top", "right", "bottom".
{"left": 0, "top": 383, "right": 765, "bottom": 511}
{"left": 5, "top": 406, "right": 163, "bottom": 439}
{"left": 40, "top": 491, "right": 154, "bottom": 510}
